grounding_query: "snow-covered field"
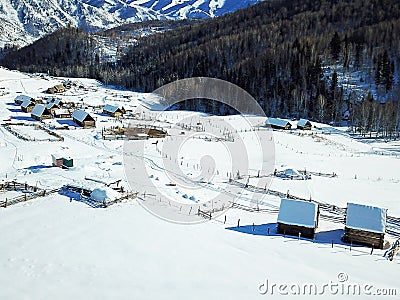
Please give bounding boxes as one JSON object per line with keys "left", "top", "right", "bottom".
{"left": 0, "top": 67, "right": 399, "bottom": 299}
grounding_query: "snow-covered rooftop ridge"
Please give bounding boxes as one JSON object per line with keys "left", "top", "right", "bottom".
{"left": 297, "top": 118, "right": 311, "bottom": 127}
{"left": 15, "top": 95, "right": 33, "bottom": 102}
{"left": 103, "top": 104, "right": 120, "bottom": 113}
{"left": 346, "top": 203, "right": 387, "bottom": 234}
{"left": 266, "top": 117, "right": 291, "bottom": 127}
{"left": 21, "top": 98, "right": 34, "bottom": 108}
{"left": 277, "top": 198, "right": 318, "bottom": 228}
{"left": 31, "top": 104, "right": 49, "bottom": 117}
{"left": 72, "top": 109, "right": 90, "bottom": 122}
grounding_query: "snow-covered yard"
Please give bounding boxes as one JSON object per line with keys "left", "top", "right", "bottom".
{"left": 0, "top": 67, "right": 399, "bottom": 299}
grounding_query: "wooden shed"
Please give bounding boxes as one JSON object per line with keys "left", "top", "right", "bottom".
{"left": 343, "top": 203, "right": 387, "bottom": 249}
{"left": 266, "top": 118, "right": 292, "bottom": 130}
{"left": 103, "top": 104, "right": 125, "bottom": 117}
{"left": 277, "top": 198, "right": 319, "bottom": 239}
{"left": 21, "top": 99, "right": 36, "bottom": 113}
{"left": 72, "top": 110, "right": 96, "bottom": 128}
{"left": 297, "top": 119, "right": 312, "bottom": 130}
{"left": 31, "top": 104, "right": 52, "bottom": 121}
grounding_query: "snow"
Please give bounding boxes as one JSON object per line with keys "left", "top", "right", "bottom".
{"left": 346, "top": 203, "right": 387, "bottom": 234}
{"left": 277, "top": 198, "right": 318, "bottom": 228}
{"left": 0, "top": 68, "right": 400, "bottom": 299}
{"left": 0, "top": 0, "right": 263, "bottom": 49}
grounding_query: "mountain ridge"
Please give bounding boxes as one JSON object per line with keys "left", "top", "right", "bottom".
{"left": 0, "top": 0, "right": 262, "bottom": 48}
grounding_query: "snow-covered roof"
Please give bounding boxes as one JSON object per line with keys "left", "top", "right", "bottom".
{"left": 297, "top": 119, "right": 311, "bottom": 127}
{"left": 103, "top": 104, "right": 121, "bottom": 113}
{"left": 72, "top": 109, "right": 92, "bottom": 122}
{"left": 21, "top": 98, "right": 35, "bottom": 108}
{"left": 266, "top": 117, "right": 291, "bottom": 128}
{"left": 53, "top": 109, "right": 70, "bottom": 115}
{"left": 15, "top": 95, "right": 33, "bottom": 102}
{"left": 278, "top": 198, "right": 318, "bottom": 228}
{"left": 46, "top": 102, "right": 60, "bottom": 109}
{"left": 31, "top": 104, "right": 50, "bottom": 117}
{"left": 346, "top": 203, "right": 387, "bottom": 234}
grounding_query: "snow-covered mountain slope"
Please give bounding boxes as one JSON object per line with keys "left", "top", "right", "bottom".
{"left": 0, "top": 0, "right": 262, "bottom": 48}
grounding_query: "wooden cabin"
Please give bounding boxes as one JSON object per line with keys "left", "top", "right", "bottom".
{"left": 266, "top": 117, "right": 292, "bottom": 130}
{"left": 21, "top": 99, "right": 36, "bottom": 113}
{"left": 47, "top": 84, "right": 65, "bottom": 94}
{"left": 14, "top": 95, "right": 33, "bottom": 105}
{"left": 31, "top": 104, "right": 52, "bottom": 121}
{"left": 277, "top": 198, "right": 319, "bottom": 239}
{"left": 103, "top": 104, "right": 125, "bottom": 117}
{"left": 297, "top": 119, "right": 312, "bottom": 130}
{"left": 343, "top": 203, "right": 387, "bottom": 249}
{"left": 72, "top": 110, "right": 96, "bottom": 128}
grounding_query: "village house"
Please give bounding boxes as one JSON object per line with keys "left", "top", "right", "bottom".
{"left": 31, "top": 104, "right": 52, "bottom": 121}
{"left": 343, "top": 203, "right": 387, "bottom": 249}
{"left": 102, "top": 104, "right": 125, "bottom": 117}
{"left": 53, "top": 108, "right": 71, "bottom": 119}
{"left": 21, "top": 98, "right": 36, "bottom": 113}
{"left": 72, "top": 110, "right": 96, "bottom": 128}
{"left": 47, "top": 84, "right": 66, "bottom": 94}
{"left": 266, "top": 117, "right": 292, "bottom": 130}
{"left": 297, "top": 119, "right": 312, "bottom": 130}
{"left": 277, "top": 198, "right": 320, "bottom": 239}
{"left": 14, "top": 95, "right": 34, "bottom": 105}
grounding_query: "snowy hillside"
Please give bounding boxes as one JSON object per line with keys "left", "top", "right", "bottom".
{"left": 0, "top": 67, "right": 400, "bottom": 299}
{"left": 0, "top": 0, "right": 262, "bottom": 48}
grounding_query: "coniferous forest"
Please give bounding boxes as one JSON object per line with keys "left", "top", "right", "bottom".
{"left": 2, "top": 0, "right": 400, "bottom": 136}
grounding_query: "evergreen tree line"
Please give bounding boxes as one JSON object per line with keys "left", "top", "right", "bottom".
{"left": 2, "top": 0, "right": 400, "bottom": 136}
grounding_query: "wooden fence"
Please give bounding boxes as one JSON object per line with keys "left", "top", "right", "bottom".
{"left": 1, "top": 188, "right": 60, "bottom": 208}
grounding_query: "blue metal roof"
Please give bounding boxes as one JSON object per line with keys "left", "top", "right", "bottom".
{"left": 72, "top": 109, "right": 91, "bottom": 122}
{"left": 266, "top": 117, "right": 290, "bottom": 128}
{"left": 297, "top": 119, "right": 311, "bottom": 127}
